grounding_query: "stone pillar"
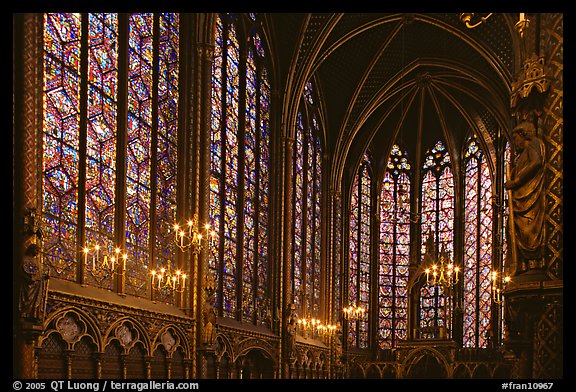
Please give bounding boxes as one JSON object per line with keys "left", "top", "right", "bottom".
{"left": 503, "top": 13, "right": 563, "bottom": 379}
{"left": 280, "top": 136, "right": 295, "bottom": 378}
{"left": 193, "top": 17, "right": 216, "bottom": 377}
{"left": 13, "top": 13, "right": 46, "bottom": 379}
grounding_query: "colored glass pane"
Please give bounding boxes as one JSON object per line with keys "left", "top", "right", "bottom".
{"left": 463, "top": 134, "right": 493, "bottom": 347}
{"left": 420, "top": 140, "right": 453, "bottom": 329}
{"left": 378, "top": 145, "right": 410, "bottom": 348}
{"left": 154, "top": 13, "right": 179, "bottom": 305}
{"left": 349, "top": 153, "right": 371, "bottom": 348}
{"left": 125, "top": 13, "right": 154, "bottom": 298}
{"left": 42, "top": 13, "right": 82, "bottom": 281}
{"left": 84, "top": 13, "right": 118, "bottom": 289}
{"left": 209, "top": 14, "right": 270, "bottom": 322}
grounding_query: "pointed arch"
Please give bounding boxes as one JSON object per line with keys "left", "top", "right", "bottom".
{"left": 462, "top": 132, "right": 494, "bottom": 348}
{"left": 378, "top": 144, "right": 411, "bottom": 348}
{"left": 209, "top": 13, "right": 272, "bottom": 323}
{"left": 348, "top": 151, "right": 372, "bottom": 349}
{"left": 419, "top": 140, "right": 454, "bottom": 331}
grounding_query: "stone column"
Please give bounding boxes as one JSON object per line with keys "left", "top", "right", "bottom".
{"left": 280, "top": 136, "right": 295, "bottom": 378}
{"left": 194, "top": 32, "right": 217, "bottom": 377}
{"left": 13, "top": 13, "right": 46, "bottom": 379}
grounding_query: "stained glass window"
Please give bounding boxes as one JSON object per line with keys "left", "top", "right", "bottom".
{"left": 153, "top": 14, "right": 180, "bottom": 304}
{"left": 349, "top": 152, "right": 371, "bottom": 348}
{"left": 379, "top": 145, "right": 410, "bottom": 348}
{"left": 420, "top": 140, "right": 454, "bottom": 330}
{"left": 41, "top": 13, "right": 180, "bottom": 304}
{"left": 85, "top": 13, "right": 119, "bottom": 289}
{"left": 125, "top": 13, "right": 154, "bottom": 298}
{"left": 42, "top": 13, "right": 82, "bottom": 282}
{"left": 292, "top": 81, "right": 323, "bottom": 320}
{"left": 210, "top": 14, "right": 270, "bottom": 323}
{"left": 463, "top": 134, "right": 493, "bottom": 348}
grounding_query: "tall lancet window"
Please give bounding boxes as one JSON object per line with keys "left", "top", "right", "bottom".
{"left": 463, "top": 134, "right": 493, "bottom": 348}
{"left": 292, "top": 80, "right": 323, "bottom": 320}
{"left": 379, "top": 145, "right": 411, "bottom": 348}
{"left": 349, "top": 152, "right": 372, "bottom": 348}
{"left": 419, "top": 140, "right": 454, "bottom": 330}
{"left": 41, "top": 13, "right": 180, "bottom": 304}
{"left": 210, "top": 13, "right": 271, "bottom": 323}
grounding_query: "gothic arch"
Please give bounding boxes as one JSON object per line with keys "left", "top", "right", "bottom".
{"left": 402, "top": 347, "right": 450, "bottom": 379}
{"left": 214, "top": 333, "right": 234, "bottom": 362}
{"left": 453, "top": 363, "right": 472, "bottom": 379}
{"left": 103, "top": 317, "right": 152, "bottom": 356}
{"left": 472, "top": 363, "right": 491, "bottom": 379}
{"left": 365, "top": 363, "right": 381, "bottom": 379}
{"left": 39, "top": 306, "right": 103, "bottom": 351}
{"left": 235, "top": 338, "right": 277, "bottom": 367}
{"left": 152, "top": 325, "right": 192, "bottom": 359}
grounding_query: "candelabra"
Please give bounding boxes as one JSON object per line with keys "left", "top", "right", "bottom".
{"left": 173, "top": 214, "right": 217, "bottom": 253}
{"left": 82, "top": 244, "right": 128, "bottom": 276}
{"left": 423, "top": 244, "right": 460, "bottom": 288}
{"left": 297, "top": 316, "right": 339, "bottom": 340}
{"left": 150, "top": 266, "right": 187, "bottom": 294}
{"left": 491, "top": 271, "right": 511, "bottom": 304}
{"left": 342, "top": 305, "right": 366, "bottom": 321}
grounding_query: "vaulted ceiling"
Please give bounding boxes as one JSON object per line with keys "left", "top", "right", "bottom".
{"left": 266, "top": 13, "right": 522, "bottom": 190}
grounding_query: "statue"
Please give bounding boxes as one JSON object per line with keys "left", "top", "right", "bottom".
{"left": 202, "top": 272, "right": 217, "bottom": 346}
{"left": 19, "top": 243, "right": 48, "bottom": 322}
{"left": 19, "top": 209, "right": 48, "bottom": 323}
{"left": 202, "top": 302, "right": 217, "bottom": 346}
{"left": 504, "top": 121, "right": 545, "bottom": 275}
{"left": 284, "top": 303, "right": 297, "bottom": 359}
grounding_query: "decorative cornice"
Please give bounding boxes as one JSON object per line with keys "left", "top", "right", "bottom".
{"left": 47, "top": 287, "right": 193, "bottom": 326}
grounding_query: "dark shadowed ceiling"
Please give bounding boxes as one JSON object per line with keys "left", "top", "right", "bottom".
{"left": 266, "top": 13, "right": 522, "bottom": 190}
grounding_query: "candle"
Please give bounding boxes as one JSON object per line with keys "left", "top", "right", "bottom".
{"left": 114, "top": 248, "right": 121, "bottom": 272}
{"left": 83, "top": 247, "right": 89, "bottom": 270}
{"left": 519, "top": 13, "right": 525, "bottom": 22}
{"left": 182, "top": 274, "right": 186, "bottom": 290}
{"left": 94, "top": 245, "right": 100, "bottom": 268}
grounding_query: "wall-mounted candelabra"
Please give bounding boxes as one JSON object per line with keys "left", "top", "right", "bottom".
{"left": 150, "top": 266, "right": 187, "bottom": 294}
{"left": 297, "top": 316, "right": 339, "bottom": 341}
{"left": 173, "top": 214, "right": 217, "bottom": 254}
{"left": 82, "top": 244, "right": 128, "bottom": 276}
{"left": 491, "top": 271, "right": 511, "bottom": 304}
{"left": 342, "top": 305, "right": 366, "bottom": 321}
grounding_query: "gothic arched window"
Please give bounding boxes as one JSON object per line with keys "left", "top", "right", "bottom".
{"left": 42, "top": 13, "right": 180, "bottom": 303}
{"left": 462, "top": 134, "right": 493, "bottom": 348}
{"left": 209, "top": 13, "right": 271, "bottom": 323}
{"left": 292, "top": 80, "right": 323, "bottom": 320}
{"left": 349, "top": 152, "right": 372, "bottom": 349}
{"left": 419, "top": 140, "right": 454, "bottom": 330}
{"left": 378, "top": 144, "right": 411, "bottom": 348}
